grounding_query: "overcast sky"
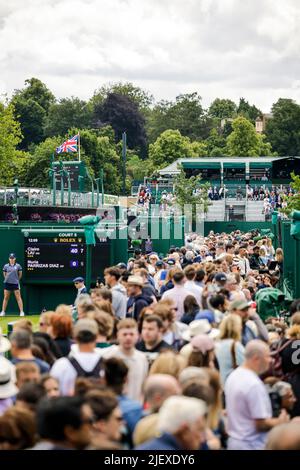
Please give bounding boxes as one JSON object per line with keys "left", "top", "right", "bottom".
{"left": 1, "top": 0, "right": 300, "bottom": 111}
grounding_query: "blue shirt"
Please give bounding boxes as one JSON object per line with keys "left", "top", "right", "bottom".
{"left": 135, "top": 432, "right": 184, "bottom": 451}
{"left": 11, "top": 357, "right": 50, "bottom": 374}
{"left": 3, "top": 263, "right": 22, "bottom": 286}
{"left": 118, "top": 395, "right": 144, "bottom": 435}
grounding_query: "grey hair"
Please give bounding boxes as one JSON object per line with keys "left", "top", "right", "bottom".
{"left": 271, "top": 381, "right": 292, "bottom": 397}
{"left": 75, "top": 293, "right": 93, "bottom": 308}
{"left": 157, "top": 396, "right": 207, "bottom": 434}
{"left": 10, "top": 329, "right": 32, "bottom": 349}
{"left": 178, "top": 367, "right": 209, "bottom": 386}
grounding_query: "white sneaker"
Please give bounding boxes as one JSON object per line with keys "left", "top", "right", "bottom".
{"left": 0, "top": 311, "right": 5, "bottom": 317}
{"left": 20, "top": 312, "right": 25, "bottom": 317}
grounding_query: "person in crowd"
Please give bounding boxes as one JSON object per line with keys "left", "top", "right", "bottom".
{"left": 73, "top": 277, "right": 88, "bottom": 304}
{"left": 274, "top": 248, "right": 284, "bottom": 274}
{"left": 48, "top": 313, "right": 73, "bottom": 357}
{"left": 225, "top": 340, "right": 289, "bottom": 450}
{"left": 279, "top": 323, "right": 300, "bottom": 417}
{"left": 40, "top": 374, "right": 60, "bottom": 398}
{"left": 50, "top": 319, "right": 104, "bottom": 395}
{"left": 160, "top": 265, "right": 177, "bottom": 295}
{"left": 135, "top": 396, "right": 207, "bottom": 450}
{"left": 182, "top": 379, "right": 221, "bottom": 449}
{"left": 0, "top": 406, "right": 36, "bottom": 450}
{"left": 153, "top": 260, "right": 167, "bottom": 291}
{"left": 161, "top": 271, "right": 193, "bottom": 320}
{"left": 126, "top": 276, "right": 153, "bottom": 321}
{"left": 134, "top": 268, "right": 157, "bottom": 300}
{"left": 266, "top": 381, "right": 297, "bottom": 416}
{"left": 31, "top": 397, "right": 94, "bottom": 450}
{"left": 184, "top": 266, "right": 203, "bottom": 307}
{"left": 152, "top": 300, "right": 187, "bottom": 350}
{"left": 230, "top": 298, "right": 268, "bottom": 346}
{"left": 147, "top": 253, "right": 159, "bottom": 275}
{"left": 0, "top": 357, "right": 18, "bottom": 416}
{"left": 185, "top": 334, "right": 216, "bottom": 369}
{"left": 265, "top": 422, "right": 300, "bottom": 450}
{"left": 104, "top": 267, "right": 127, "bottom": 319}
{"left": 208, "top": 293, "right": 228, "bottom": 324}
{"left": 85, "top": 389, "right": 123, "bottom": 449}
{"left": 103, "top": 357, "right": 143, "bottom": 438}
{"left": 237, "top": 245, "right": 251, "bottom": 277}
{"left": 38, "top": 311, "right": 54, "bottom": 334}
{"left": 249, "top": 245, "right": 263, "bottom": 271}
{"left": 102, "top": 319, "right": 149, "bottom": 402}
{"left": 15, "top": 362, "right": 40, "bottom": 389}
{"left": 136, "top": 315, "right": 172, "bottom": 360}
{"left": 13, "top": 319, "right": 33, "bottom": 333}
{"left": 133, "top": 374, "right": 181, "bottom": 447}
{"left": 181, "top": 295, "right": 200, "bottom": 325}
{"left": 15, "top": 382, "right": 46, "bottom": 412}
{"left": 215, "top": 314, "right": 245, "bottom": 386}
{"left": 149, "top": 351, "right": 186, "bottom": 378}
{"left": 10, "top": 330, "right": 50, "bottom": 374}
{"left": 91, "top": 288, "right": 112, "bottom": 304}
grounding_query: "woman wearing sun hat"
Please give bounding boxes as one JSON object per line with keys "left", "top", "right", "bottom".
{"left": 0, "top": 331, "right": 18, "bottom": 415}
{"left": 1, "top": 253, "right": 24, "bottom": 317}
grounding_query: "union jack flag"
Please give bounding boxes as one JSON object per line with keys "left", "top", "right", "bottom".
{"left": 56, "top": 134, "right": 79, "bottom": 154}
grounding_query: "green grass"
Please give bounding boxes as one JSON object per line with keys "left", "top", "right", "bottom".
{"left": 0, "top": 315, "right": 40, "bottom": 334}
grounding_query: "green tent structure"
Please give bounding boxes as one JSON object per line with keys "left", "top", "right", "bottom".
{"left": 291, "top": 210, "right": 300, "bottom": 241}
{"left": 255, "top": 287, "right": 293, "bottom": 322}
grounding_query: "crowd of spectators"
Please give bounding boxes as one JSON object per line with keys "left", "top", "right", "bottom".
{"left": 1, "top": 229, "right": 300, "bottom": 450}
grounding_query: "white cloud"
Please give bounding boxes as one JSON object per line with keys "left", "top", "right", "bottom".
{"left": 0, "top": 0, "right": 300, "bottom": 111}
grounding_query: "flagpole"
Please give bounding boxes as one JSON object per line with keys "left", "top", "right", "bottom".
{"left": 78, "top": 132, "right": 81, "bottom": 162}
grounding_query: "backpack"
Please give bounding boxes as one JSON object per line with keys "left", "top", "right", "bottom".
{"left": 68, "top": 356, "right": 104, "bottom": 379}
{"left": 262, "top": 339, "right": 293, "bottom": 380}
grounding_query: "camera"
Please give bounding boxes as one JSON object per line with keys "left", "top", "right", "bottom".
{"left": 268, "top": 390, "right": 282, "bottom": 417}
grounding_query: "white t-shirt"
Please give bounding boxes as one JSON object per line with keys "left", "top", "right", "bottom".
{"left": 101, "top": 345, "right": 149, "bottom": 402}
{"left": 161, "top": 285, "right": 194, "bottom": 320}
{"left": 50, "top": 351, "right": 103, "bottom": 396}
{"left": 225, "top": 367, "right": 272, "bottom": 450}
{"left": 184, "top": 280, "right": 203, "bottom": 308}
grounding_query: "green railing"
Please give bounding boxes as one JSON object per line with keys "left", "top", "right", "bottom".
{"left": 0, "top": 187, "right": 118, "bottom": 209}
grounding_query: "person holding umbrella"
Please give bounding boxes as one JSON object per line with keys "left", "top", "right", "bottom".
{"left": 0, "top": 253, "right": 24, "bottom": 317}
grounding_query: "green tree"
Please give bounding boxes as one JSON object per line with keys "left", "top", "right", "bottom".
{"left": 93, "top": 93, "right": 147, "bottom": 156}
{"left": 0, "top": 103, "right": 26, "bottom": 185}
{"left": 205, "top": 128, "right": 227, "bottom": 156}
{"left": 126, "top": 154, "right": 151, "bottom": 182}
{"left": 189, "top": 141, "right": 207, "bottom": 157}
{"left": 79, "top": 129, "right": 122, "bottom": 194}
{"left": 147, "top": 93, "right": 214, "bottom": 143}
{"left": 18, "top": 136, "right": 62, "bottom": 187}
{"left": 208, "top": 98, "right": 237, "bottom": 119}
{"left": 237, "top": 98, "right": 262, "bottom": 124}
{"left": 226, "top": 116, "right": 274, "bottom": 157}
{"left": 11, "top": 78, "right": 55, "bottom": 149}
{"left": 149, "top": 129, "right": 193, "bottom": 168}
{"left": 173, "top": 166, "right": 211, "bottom": 225}
{"left": 281, "top": 172, "right": 300, "bottom": 216}
{"left": 266, "top": 98, "right": 300, "bottom": 156}
{"left": 44, "top": 97, "right": 92, "bottom": 137}
{"left": 90, "top": 82, "right": 153, "bottom": 114}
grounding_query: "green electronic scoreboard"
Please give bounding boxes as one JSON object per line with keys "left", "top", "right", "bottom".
{"left": 23, "top": 230, "right": 111, "bottom": 283}
{"left": 51, "top": 161, "right": 86, "bottom": 192}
